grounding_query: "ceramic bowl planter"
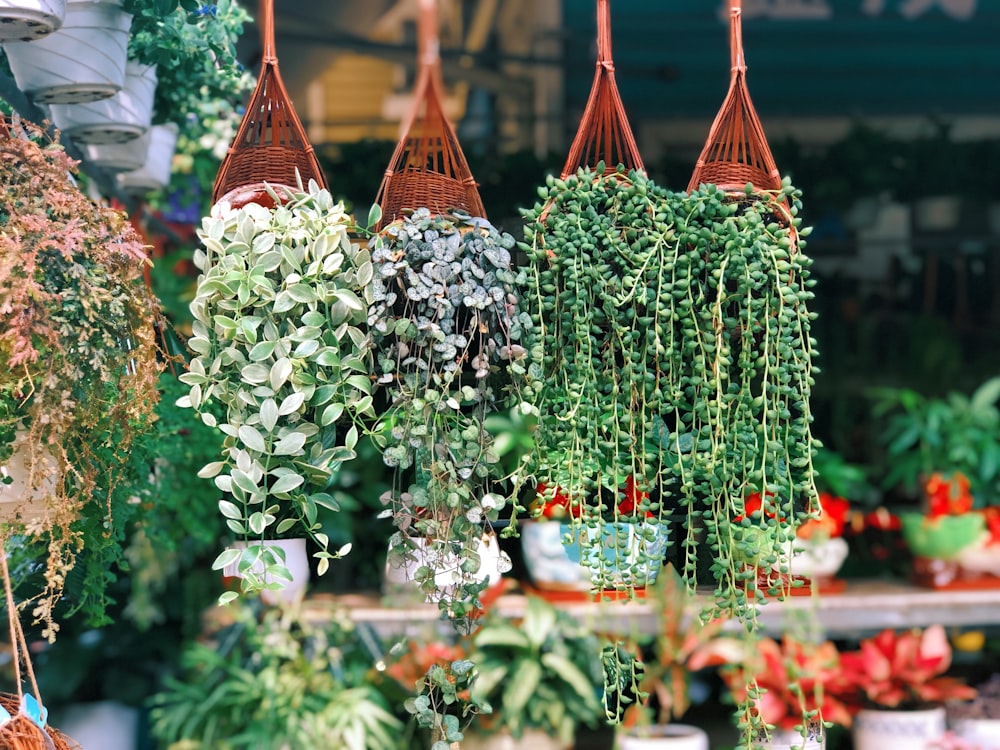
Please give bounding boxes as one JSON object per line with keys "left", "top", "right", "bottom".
{"left": 118, "top": 123, "right": 178, "bottom": 194}
{"left": 520, "top": 520, "right": 591, "bottom": 593}
{"left": 50, "top": 61, "right": 155, "bottom": 144}
{"left": 221, "top": 538, "right": 311, "bottom": 606}
{"left": 774, "top": 536, "right": 850, "bottom": 595}
{"left": 3, "top": 0, "right": 131, "bottom": 104}
{"left": 755, "top": 725, "right": 825, "bottom": 750}
{"left": 567, "top": 520, "right": 669, "bottom": 593}
{"left": 852, "top": 707, "right": 945, "bottom": 750}
{"left": 384, "top": 533, "right": 504, "bottom": 603}
{"left": 617, "top": 724, "right": 710, "bottom": 750}
{"left": 461, "top": 728, "right": 565, "bottom": 750}
{"left": 0, "top": 0, "right": 65, "bottom": 41}
{"left": 902, "top": 512, "right": 1000, "bottom": 589}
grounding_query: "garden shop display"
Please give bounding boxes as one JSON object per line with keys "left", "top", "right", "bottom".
{"left": 181, "top": 179, "right": 374, "bottom": 602}
{"left": 0, "top": 117, "right": 162, "bottom": 638}
{"left": 369, "top": 208, "right": 524, "bottom": 630}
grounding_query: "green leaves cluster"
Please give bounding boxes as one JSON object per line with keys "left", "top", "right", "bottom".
{"left": 405, "top": 658, "right": 485, "bottom": 750}
{"left": 516, "top": 165, "right": 820, "bottom": 617}
{"left": 150, "top": 603, "right": 403, "bottom": 750}
{"left": 469, "top": 595, "right": 603, "bottom": 745}
{"left": 369, "top": 208, "right": 525, "bottom": 628}
{"left": 182, "top": 180, "right": 374, "bottom": 597}
{"left": 872, "top": 376, "right": 1000, "bottom": 505}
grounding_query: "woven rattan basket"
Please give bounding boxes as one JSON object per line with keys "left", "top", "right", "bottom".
{"left": 0, "top": 553, "right": 80, "bottom": 750}
{"left": 211, "top": 0, "right": 326, "bottom": 209}
{"left": 560, "top": 0, "right": 644, "bottom": 179}
{"left": 688, "top": 0, "right": 781, "bottom": 195}
{"left": 374, "top": 0, "right": 484, "bottom": 227}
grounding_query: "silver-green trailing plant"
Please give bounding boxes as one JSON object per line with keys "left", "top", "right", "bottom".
{"left": 181, "top": 180, "right": 374, "bottom": 602}
{"left": 369, "top": 208, "right": 526, "bottom": 631}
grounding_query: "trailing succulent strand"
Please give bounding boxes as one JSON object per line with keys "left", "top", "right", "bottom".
{"left": 369, "top": 208, "right": 526, "bottom": 631}
{"left": 515, "top": 166, "right": 821, "bottom": 739}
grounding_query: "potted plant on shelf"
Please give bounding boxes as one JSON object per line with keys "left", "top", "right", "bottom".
{"left": 873, "top": 376, "right": 1000, "bottom": 588}
{"left": 463, "top": 594, "right": 603, "bottom": 750}
{"left": 832, "top": 625, "right": 976, "bottom": 750}
{"left": 369, "top": 207, "right": 525, "bottom": 629}
{"left": 0, "top": 116, "right": 162, "bottom": 637}
{"left": 180, "top": 178, "right": 374, "bottom": 603}
{"left": 616, "top": 566, "right": 732, "bottom": 750}
{"left": 149, "top": 601, "right": 404, "bottom": 749}
{"left": 710, "top": 634, "right": 852, "bottom": 750}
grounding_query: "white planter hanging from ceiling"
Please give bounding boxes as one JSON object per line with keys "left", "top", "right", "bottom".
{"left": 0, "top": 0, "right": 66, "bottom": 41}
{"left": 118, "top": 123, "right": 178, "bottom": 195}
{"left": 50, "top": 61, "right": 156, "bottom": 144}
{"left": 3, "top": 0, "right": 131, "bottom": 104}
{"left": 86, "top": 129, "right": 148, "bottom": 173}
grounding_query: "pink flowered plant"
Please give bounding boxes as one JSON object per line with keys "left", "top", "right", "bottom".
{"left": 834, "top": 625, "right": 976, "bottom": 710}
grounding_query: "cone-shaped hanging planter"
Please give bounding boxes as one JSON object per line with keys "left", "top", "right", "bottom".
{"left": 688, "top": 0, "right": 781, "bottom": 195}
{"left": 374, "top": 0, "right": 484, "bottom": 226}
{"left": 212, "top": 0, "right": 326, "bottom": 209}
{"left": 118, "top": 123, "right": 178, "bottom": 195}
{"left": 560, "top": 0, "right": 643, "bottom": 178}
{"left": 0, "top": 0, "right": 65, "bottom": 41}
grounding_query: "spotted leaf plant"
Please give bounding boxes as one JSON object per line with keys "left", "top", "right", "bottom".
{"left": 181, "top": 180, "right": 375, "bottom": 602}
{"left": 369, "top": 208, "right": 527, "bottom": 631}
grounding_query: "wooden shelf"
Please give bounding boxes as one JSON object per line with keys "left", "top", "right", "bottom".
{"left": 304, "top": 579, "right": 1000, "bottom": 640}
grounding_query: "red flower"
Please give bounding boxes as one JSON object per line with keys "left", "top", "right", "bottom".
{"left": 982, "top": 507, "right": 1000, "bottom": 545}
{"left": 924, "top": 472, "right": 974, "bottom": 518}
{"left": 617, "top": 475, "right": 653, "bottom": 518}
{"left": 863, "top": 507, "right": 902, "bottom": 532}
{"left": 798, "top": 492, "right": 851, "bottom": 540}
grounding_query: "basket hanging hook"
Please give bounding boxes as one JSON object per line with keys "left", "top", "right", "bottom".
{"left": 730, "top": 0, "right": 746, "bottom": 74}
{"left": 260, "top": 0, "right": 277, "bottom": 65}
{"left": 417, "top": 0, "right": 440, "bottom": 69}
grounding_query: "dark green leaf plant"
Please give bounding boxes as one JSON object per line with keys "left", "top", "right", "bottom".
{"left": 181, "top": 178, "right": 375, "bottom": 603}
{"left": 368, "top": 207, "right": 527, "bottom": 631}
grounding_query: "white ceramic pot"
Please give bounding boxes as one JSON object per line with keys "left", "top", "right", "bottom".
{"left": 780, "top": 536, "right": 850, "bottom": 580}
{"left": 852, "top": 707, "right": 945, "bottom": 750}
{"left": 222, "top": 538, "right": 311, "bottom": 606}
{"left": 755, "top": 726, "right": 824, "bottom": 750}
{"left": 118, "top": 123, "right": 178, "bottom": 194}
{"left": 617, "top": 723, "right": 710, "bottom": 750}
{"left": 0, "top": 433, "right": 57, "bottom": 525}
{"left": 521, "top": 520, "right": 591, "bottom": 591}
{"left": 51, "top": 61, "right": 155, "bottom": 144}
{"left": 3, "top": 0, "right": 131, "bottom": 104}
{"left": 566, "top": 520, "right": 669, "bottom": 589}
{"left": 384, "top": 533, "right": 506, "bottom": 602}
{"left": 86, "top": 131, "right": 148, "bottom": 172}
{"left": 952, "top": 717, "right": 1000, "bottom": 748}
{"left": 0, "top": 0, "right": 65, "bottom": 41}
{"left": 461, "top": 728, "right": 565, "bottom": 750}
{"left": 52, "top": 700, "right": 138, "bottom": 750}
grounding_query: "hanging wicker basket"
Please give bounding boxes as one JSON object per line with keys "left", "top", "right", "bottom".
{"left": 687, "top": 0, "right": 782, "bottom": 195}
{"left": 0, "top": 553, "right": 80, "bottom": 750}
{"left": 374, "top": 0, "right": 484, "bottom": 227}
{"left": 560, "top": 0, "right": 643, "bottom": 179}
{"left": 211, "top": 0, "right": 326, "bottom": 209}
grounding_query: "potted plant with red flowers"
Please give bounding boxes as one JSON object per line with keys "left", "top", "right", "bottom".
{"left": 519, "top": 474, "right": 664, "bottom": 598}
{"left": 833, "top": 625, "right": 976, "bottom": 750}
{"left": 873, "top": 377, "right": 1000, "bottom": 588}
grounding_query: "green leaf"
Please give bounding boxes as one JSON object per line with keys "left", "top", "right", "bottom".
{"left": 273, "top": 431, "right": 307, "bottom": 456}
{"left": 212, "top": 548, "right": 242, "bottom": 571}
{"left": 248, "top": 340, "right": 277, "bottom": 361}
{"left": 522, "top": 596, "right": 557, "bottom": 649}
{"left": 474, "top": 624, "right": 531, "bottom": 650}
{"left": 197, "top": 461, "right": 226, "bottom": 479}
{"left": 278, "top": 391, "right": 306, "bottom": 415}
{"left": 218, "top": 591, "right": 239, "bottom": 606}
{"left": 238, "top": 425, "right": 268, "bottom": 454}
{"left": 502, "top": 659, "right": 542, "bottom": 718}
{"left": 540, "top": 652, "right": 598, "bottom": 704}
{"left": 248, "top": 511, "right": 267, "bottom": 535}
{"left": 320, "top": 403, "right": 345, "bottom": 427}
{"left": 272, "top": 291, "right": 296, "bottom": 314}
{"left": 345, "top": 425, "right": 359, "bottom": 451}
{"left": 260, "top": 398, "right": 279, "bottom": 432}
{"left": 270, "top": 358, "right": 293, "bottom": 391}
{"left": 367, "top": 203, "right": 382, "bottom": 230}
{"left": 276, "top": 518, "right": 298, "bottom": 535}
{"left": 334, "top": 289, "right": 364, "bottom": 311}
{"left": 218, "top": 500, "right": 243, "bottom": 520}
{"left": 270, "top": 473, "right": 304, "bottom": 494}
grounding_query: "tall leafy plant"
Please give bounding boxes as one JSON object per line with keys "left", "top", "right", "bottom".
{"left": 181, "top": 180, "right": 375, "bottom": 601}
{"left": 369, "top": 208, "right": 525, "bottom": 629}
{"left": 0, "top": 119, "right": 162, "bottom": 637}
